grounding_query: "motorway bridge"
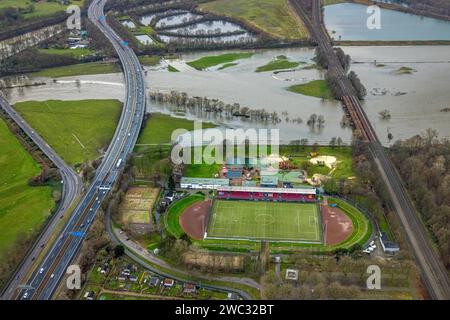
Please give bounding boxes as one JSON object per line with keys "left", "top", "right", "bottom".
{"left": 13, "top": 0, "right": 146, "bottom": 300}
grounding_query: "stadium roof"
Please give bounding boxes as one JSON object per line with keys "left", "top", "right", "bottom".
{"left": 261, "top": 175, "right": 279, "bottom": 185}
{"left": 217, "top": 186, "right": 316, "bottom": 195}
{"left": 181, "top": 177, "right": 229, "bottom": 186}
{"left": 242, "top": 180, "right": 257, "bottom": 187}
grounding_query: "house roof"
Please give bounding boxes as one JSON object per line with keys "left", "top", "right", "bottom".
{"left": 227, "top": 170, "right": 242, "bottom": 179}
{"left": 380, "top": 232, "right": 400, "bottom": 249}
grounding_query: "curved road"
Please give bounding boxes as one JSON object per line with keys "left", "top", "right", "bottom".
{"left": 0, "top": 95, "right": 82, "bottom": 300}
{"left": 14, "top": 0, "right": 146, "bottom": 300}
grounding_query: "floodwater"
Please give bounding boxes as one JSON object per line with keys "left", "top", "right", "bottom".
{"left": 135, "top": 34, "right": 154, "bottom": 45}
{"left": 159, "top": 33, "right": 256, "bottom": 44}
{"left": 156, "top": 13, "right": 203, "bottom": 28}
{"left": 121, "top": 20, "right": 136, "bottom": 29}
{"left": 324, "top": 3, "right": 450, "bottom": 41}
{"left": 7, "top": 46, "right": 450, "bottom": 145}
{"left": 171, "top": 20, "right": 245, "bottom": 34}
{"left": 140, "top": 14, "right": 157, "bottom": 26}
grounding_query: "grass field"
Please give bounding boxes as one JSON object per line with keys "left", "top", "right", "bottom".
{"left": 199, "top": 0, "right": 309, "bottom": 40}
{"left": 256, "top": 56, "right": 302, "bottom": 72}
{"left": 0, "top": 118, "right": 54, "bottom": 258}
{"left": 31, "top": 62, "right": 121, "bottom": 78}
{"left": 0, "top": 0, "right": 85, "bottom": 19}
{"left": 282, "top": 145, "right": 354, "bottom": 179}
{"left": 37, "top": 48, "right": 94, "bottom": 59}
{"left": 207, "top": 200, "right": 322, "bottom": 242}
{"left": 287, "top": 80, "right": 334, "bottom": 99}
{"left": 14, "top": 100, "right": 122, "bottom": 167}
{"left": 187, "top": 52, "right": 254, "bottom": 70}
{"left": 136, "top": 113, "right": 216, "bottom": 148}
{"left": 138, "top": 55, "right": 161, "bottom": 67}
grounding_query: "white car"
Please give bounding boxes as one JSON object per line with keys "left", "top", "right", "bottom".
{"left": 363, "top": 249, "right": 371, "bottom": 254}
{"left": 50, "top": 274, "right": 55, "bottom": 279}
{"left": 369, "top": 240, "right": 375, "bottom": 247}
{"left": 39, "top": 268, "right": 44, "bottom": 274}
{"left": 23, "top": 292, "right": 29, "bottom": 299}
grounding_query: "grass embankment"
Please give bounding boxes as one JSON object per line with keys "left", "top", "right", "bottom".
{"left": 165, "top": 194, "right": 206, "bottom": 237}
{"left": 256, "top": 55, "right": 302, "bottom": 72}
{"left": 0, "top": 118, "right": 54, "bottom": 259}
{"left": 187, "top": 52, "right": 253, "bottom": 70}
{"left": 287, "top": 80, "right": 334, "bottom": 99}
{"left": 168, "top": 65, "right": 179, "bottom": 72}
{"left": 14, "top": 100, "right": 122, "bottom": 167}
{"left": 199, "top": 0, "right": 309, "bottom": 40}
{"left": 31, "top": 62, "right": 121, "bottom": 78}
{"left": 0, "top": 0, "right": 85, "bottom": 19}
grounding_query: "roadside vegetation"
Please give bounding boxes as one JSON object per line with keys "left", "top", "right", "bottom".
{"left": 256, "top": 55, "right": 302, "bottom": 72}
{"left": 287, "top": 80, "right": 334, "bottom": 99}
{"left": 14, "top": 100, "right": 122, "bottom": 167}
{"left": 199, "top": 0, "right": 309, "bottom": 40}
{"left": 187, "top": 52, "right": 253, "bottom": 70}
{"left": 0, "top": 118, "right": 54, "bottom": 268}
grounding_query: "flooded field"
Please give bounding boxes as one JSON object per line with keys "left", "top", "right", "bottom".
{"left": 6, "top": 46, "right": 449, "bottom": 145}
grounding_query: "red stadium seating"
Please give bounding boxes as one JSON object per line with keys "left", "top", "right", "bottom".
{"left": 217, "top": 189, "right": 316, "bottom": 202}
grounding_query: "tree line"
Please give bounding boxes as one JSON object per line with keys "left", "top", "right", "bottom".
{"left": 389, "top": 129, "right": 450, "bottom": 268}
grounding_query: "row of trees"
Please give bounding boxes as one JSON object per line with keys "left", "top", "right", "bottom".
{"left": 149, "top": 90, "right": 284, "bottom": 124}
{"left": 389, "top": 130, "right": 450, "bottom": 268}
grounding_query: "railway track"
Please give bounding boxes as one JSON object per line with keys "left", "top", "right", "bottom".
{"left": 290, "top": 0, "right": 450, "bottom": 299}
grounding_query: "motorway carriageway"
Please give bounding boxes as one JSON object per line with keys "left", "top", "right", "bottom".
{"left": 17, "top": 0, "right": 146, "bottom": 300}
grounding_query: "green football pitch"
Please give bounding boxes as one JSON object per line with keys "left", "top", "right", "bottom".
{"left": 207, "top": 200, "right": 322, "bottom": 243}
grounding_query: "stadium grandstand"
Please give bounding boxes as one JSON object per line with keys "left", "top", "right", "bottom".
{"left": 216, "top": 186, "right": 317, "bottom": 202}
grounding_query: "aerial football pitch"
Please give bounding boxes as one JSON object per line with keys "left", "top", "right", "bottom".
{"left": 206, "top": 200, "right": 322, "bottom": 243}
